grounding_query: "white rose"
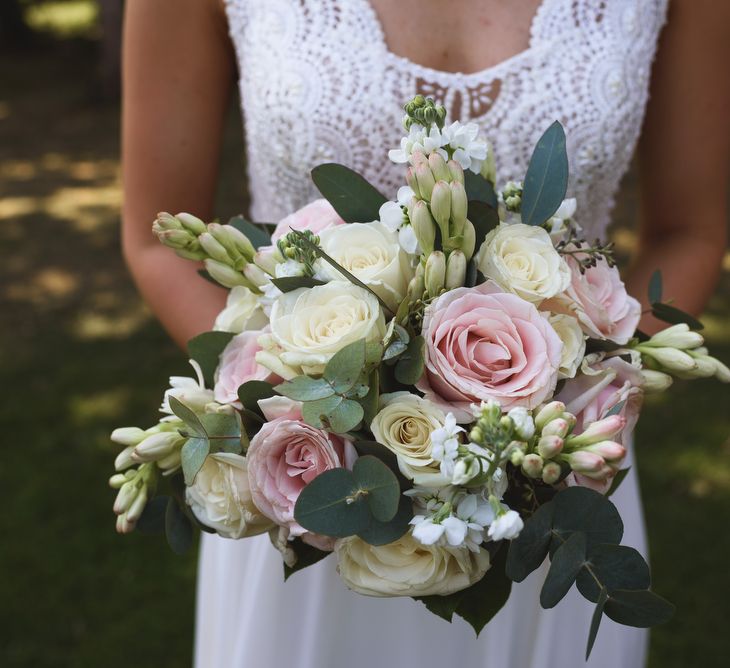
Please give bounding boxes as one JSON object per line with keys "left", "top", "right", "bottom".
{"left": 476, "top": 223, "right": 571, "bottom": 303}
{"left": 213, "top": 285, "right": 268, "bottom": 333}
{"left": 317, "top": 222, "right": 414, "bottom": 312}
{"left": 256, "top": 281, "right": 387, "bottom": 378}
{"left": 548, "top": 313, "right": 587, "bottom": 379}
{"left": 185, "top": 453, "right": 273, "bottom": 539}
{"left": 335, "top": 532, "right": 490, "bottom": 597}
{"left": 370, "top": 392, "right": 449, "bottom": 486}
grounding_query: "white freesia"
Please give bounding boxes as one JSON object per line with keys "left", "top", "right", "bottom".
{"left": 185, "top": 453, "right": 273, "bottom": 539}
{"left": 160, "top": 359, "right": 214, "bottom": 416}
{"left": 440, "top": 121, "right": 488, "bottom": 172}
{"left": 256, "top": 281, "right": 387, "bottom": 378}
{"left": 548, "top": 313, "right": 587, "bottom": 379}
{"left": 213, "top": 286, "right": 268, "bottom": 333}
{"left": 274, "top": 259, "right": 307, "bottom": 278}
{"left": 507, "top": 406, "right": 536, "bottom": 441}
{"left": 370, "top": 392, "right": 449, "bottom": 486}
{"left": 379, "top": 186, "right": 419, "bottom": 255}
{"left": 487, "top": 509, "right": 524, "bottom": 541}
{"left": 430, "top": 413, "right": 465, "bottom": 478}
{"left": 335, "top": 531, "right": 490, "bottom": 597}
{"left": 317, "top": 222, "right": 414, "bottom": 311}
{"left": 476, "top": 223, "right": 571, "bottom": 303}
{"left": 546, "top": 198, "right": 578, "bottom": 239}
{"left": 388, "top": 124, "right": 447, "bottom": 164}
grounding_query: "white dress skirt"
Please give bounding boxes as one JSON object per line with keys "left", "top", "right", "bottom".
{"left": 194, "top": 0, "right": 668, "bottom": 665}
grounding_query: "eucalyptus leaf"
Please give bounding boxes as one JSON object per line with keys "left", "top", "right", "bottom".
{"left": 180, "top": 436, "right": 210, "bottom": 485}
{"left": 275, "top": 376, "right": 335, "bottom": 402}
{"left": 651, "top": 302, "right": 704, "bottom": 331}
{"left": 271, "top": 276, "right": 327, "bottom": 292}
{"left": 551, "top": 487, "right": 623, "bottom": 552}
{"left": 586, "top": 587, "right": 608, "bottom": 660}
{"left": 415, "top": 590, "right": 464, "bottom": 623}
{"left": 311, "top": 163, "right": 388, "bottom": 223}
{"left": 506, "top": 501, "right": 555, "bottom": 582}
{"left": 168, "top": 396, "right": 205, "bottom": 437}
{"left": 648, "top": 270, "right": 663, "bottom": 305}
{"left": 324, "top": 339, "right": 366, "bottom": 393}
{"left": 576, "top": 544, "right": 650, "bottom": 603}
{"left": 283, "top": 538, "right": 330, "bottom": 580}
{"left": 199, "top": 413, "right": 243, "bottom": 454}
{"left": 136, "top": 495, "right": 168, "bottom": 535}
{"left": 228, "top": 215, "right": 271, "bottom": 249}
{"left": 540, "top": 531, "right": 587, "bottom": 608}
{"left": 293, "top": 468, "right": 370, "bottom": 537}
{"left": 604, "top": 589, "right": 675, "bottom": 627}
{"left": 301, "top": 395, "right": 345, "bottom": 429}
{"left": 394, "top": 335, "right": 425, "bottom": 385}
{"left": 357, "top": 495, "right": 412, "bottom": 546}
{"left": 606, "top": 467, "right": 631, "bottom": 498}
{"left": 165, "top": 497, "right": 194, "bottom": 555}
{"left": 354, "top": 440, "right": 408, "bottom": 488}
{"left": 326, "top": 398, "right": 364, "bottom": 434}
{"left": 465, "top": 258, "right": 478, "bottom": 288}
{"left": 237, "top": 380, "right": 279, "bottom": 416}
{"left": 468, "top": 200, "right": 500, "bottom": 250}
{"left": 187, "top": 331, "right": 235, "bottom": 387}
{"left": 521, "top": 121, "right": 569, "bottom": 226}
{"left": 359, "top": 370, "right": 380, "bottom": 425}
{"left": 464, "top": 170, "right": 498, "bottom": 209}
{"left": 353, "top": 455, "right": 401, "bottom": 523}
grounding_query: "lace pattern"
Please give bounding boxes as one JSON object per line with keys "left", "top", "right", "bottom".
{"left": 224, "top": 0, "right": 668, "bottom": 238}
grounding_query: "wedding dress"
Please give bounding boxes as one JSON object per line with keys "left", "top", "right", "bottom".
{"left": 195, "top": 1, "right": 668, "bottom": 666}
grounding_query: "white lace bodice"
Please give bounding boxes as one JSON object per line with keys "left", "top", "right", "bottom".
{"left": 224, "top": 0, "right": 667, "bottom": 238}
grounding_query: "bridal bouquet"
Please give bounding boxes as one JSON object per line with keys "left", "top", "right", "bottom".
{"left": 109, "top": 96, "right": 728, "bottom": 658}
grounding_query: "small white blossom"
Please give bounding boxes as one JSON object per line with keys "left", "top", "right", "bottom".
{"left": 507, "top": 407, "right": 536, "bottom": 441}
{"left": 274, "top": 259, "right": 307, "bottom": 278}
{"left": 440, "top": 121, "right": 488, "bottom": 173}
{"left": 410, "top": 516, "right": 446, "bottom": 545}
{"left": 430, "top": 413, "right": 464, "bottom": 478}
{"left": 388, "top": 124, "right": 448, "bottom": 164}
{"left": 397, "top": 225, "right": 419, "bottom": 255}
{"left": 378, "top": 186, "right": 419, "bottom": 255}
{"left": 488, "top": 509, "right": 524, "bottom": 541}
{"left": 160, "top": 359, "right": 213, "bottom": 416}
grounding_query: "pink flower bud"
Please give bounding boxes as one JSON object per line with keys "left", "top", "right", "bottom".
{"left": 579, "top": 464, "right": 615, "bottom": 481}
{"left": 568, "top": 415, "right": 626, "bottom": 447}
{"left": 537, "top": 435, "right": 564, "bottom": 459}
{"left": 542, "top": 461, "right": 562, "bottom": 485}
{"left": 566, "top": 450, "right": 605, "bottom": 473}
{"left": 584, "top": 440, "right": 626, "bottom": 463}
{"left": 521, "top": 453, "right": 544, "bottom": 479}
{"left": 542, "top": 418, "right": 570, "bottom": 439}
{"left": 535, "top": 401, "right": 566, "bottom": 431}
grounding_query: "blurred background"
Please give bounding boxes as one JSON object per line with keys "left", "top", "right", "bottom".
{"left": 0, "top": 2, "right": 728, "bottom": 666}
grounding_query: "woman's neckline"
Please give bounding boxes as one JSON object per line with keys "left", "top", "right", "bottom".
{"left": 356, "top": 0, "right": 552, "bottom": 82}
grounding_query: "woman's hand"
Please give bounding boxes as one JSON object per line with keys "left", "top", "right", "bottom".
{"left": 122, "top": 0, "right": 234, "bottom": 348}
{"left": 630, "top": 0, "right": 729, "bottom": 333}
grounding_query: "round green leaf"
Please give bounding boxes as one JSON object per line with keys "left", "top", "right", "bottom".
{"left": 326, "top": 398, "right": 364, "bottom": 434}
{"left": 576, "top": 544, "right": 650, "bottom": 602}
{"left": 506, "top": 501, "right": 555, "bottom": 582}
{"left": 310, "top": 163, "right": 388, "bottom": 223}
{"left": 180, "top": 436, "right": 210, "bottom": 485}
{"left": 187, "top": 331, "right": 235, "bottom": 387}
{"left": 293, "top": 468, "right": 370, "bottom": 537}
{"left": 357, "top": 496, "right": 412, "bottom": 546}
{"left": 540, "top": 531, "right": 587, "bottom": 608}
{"left": 275, "top": 376, "right": 334, "bottom": 402}
{"left": 604, "top": 589, "right": 675, "bottom": 628}
{"left": 237, "top": 380, "right": 279, "bottom": 415}
{"left": 551, "top": 487, "right": 623, "bottom": 552}
{"left": 394, "top": 336, "right": 425, "bottom": 385}
{"left": 353, "top": 455, "right": 400, "bottom": 522}
{"left": 324, "top": 339, "right": 366, "bottom": 393}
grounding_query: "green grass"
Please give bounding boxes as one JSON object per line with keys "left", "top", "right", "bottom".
{"left": 1, "top": 34, "right": 729, "bottom": 668}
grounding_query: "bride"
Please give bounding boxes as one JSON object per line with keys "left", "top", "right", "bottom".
{"left": 121, "top": 1, "right": 729, "bottom": 666}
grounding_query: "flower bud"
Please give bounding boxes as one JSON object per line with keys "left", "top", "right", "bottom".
{"left": 507, "top": 407, "right": 535, "bottom": 441}
{"left": 114, "top": 446, "right": 136, "bottom": 472}
{"left": 541, "top": 461, "right": 562, "bottom": 485}
{"left": 430, "top": 181, "right": 452, "bottom": 229}
{"left": 406, "top": 167, "right": 421, "bottom": 199}
{"left": 108, "top": 473, "right": 131, "bottom": 489}
{"left": 425, "top": 251, "right": 446, "bottom": 297}
{"left": 176, "top": 212, "right": 207, "bottom": 235}
{"left": 521, "top": 453, "right": 544, "bottom": 479}
{"left": 209, "top": 223, "right": 256, "bottom": 261}
{"left": 583, "top": 440, "right": 626, "bottom": 463}
{"left": 410, "top": 200, "right": 436, "bottom": 255}
{"left": 449, "top": 181, "right": 468, "bottom": 225}
{"left": 541, "top": 418, "right": 570, "bottom": 439}
{"left": 447, "top": 160, "right": 464, "bottom": 184}
{"left": 640, "top": 369, "right": 674, "bottom": 392}
{"left": 444, "top": 250, "right": 467, "bottom": 290}
{"left": 640, "top": 346, "right": 698, "bottom": 372}
{"left": 566, "top": 450, "right": 605, "bottom": 473}
{"left": 579, "top": 464, "right": 615, "bottom": 481}
{"left": 644, "top": 323, "right": 703, "bottom": 350}
{"left": 157, "top": 450, "right": 182, "bottom": 473}
{"left": 243, "top": 263, "right": 269, "bottom": 288}
{"left": 537, "top": 435, "right": 564, "bottom": 459}
{"left": 452, "top": 458, "right": 479, "bottom": 486}
{"left": 113, "top": 480, "right": 139, "bottom": 515}
{"left": 153, "top": 212, "right": 183, "bottom": 232}
{"left": 535, "top": 401, "right": 566, "bottom": 431}
{"left": 459, "top": 221, "right": 476, "bottom": 260}
{"left": 428, "top": 152, "right": 449, "bottom": 182}
{"left": 116, "top": 513, "right": 135, "bottom": 534}
{"left": 199, "top": 232, "right": 233, "bottom": 264}
{"left": 111, "top": 427, "right": 145, "bottom": 447}
{"left": 204, "top": 260, "right": 253, "bottom": 289}
{"left": 415, "top": 163, "right": 436, "bottom": 200}
{"left": 480, "top": 143, "right": 496, "bottom": 185}
{"left": 175, "top": 247, "right": 208, "bottom": 261}
{"left": 132, "top": 431, "right": 180, "bottom": 462}
{"left": 253, "top": 248, "right": 281, "bottom": 276}
{"left": 561, "top": 412, "right": 577, "bottom": 431}
{"left": 567, "top": 415, "right": 626, "bottom": 447}
{"left": 406, "top": 273, "right": 426, "bottom": 302}
{"left": 125, "top": 487, "right": 148, "bottom": 523}
{"left": 157, "top": 228, "right": 196, "bottom": 250}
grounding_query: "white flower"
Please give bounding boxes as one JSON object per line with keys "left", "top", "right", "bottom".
{"left": 410, "top": 516, "right": 446, "bottom": 545}
{"left": 371, "top": 392, "right": 451, "bottom": 486}
{"left": 185, "top": 453, "right": 273, "bottom": 539}
{"left": 274, "top": 259, "right": 307, "bottom": 278}
{"left": 398, "top": 225, "right": 419, "bottom": 255}
{"left": 317, "top": 222, "right": 414, "bottom": 312}
{"left": 546, "top": 198, "right": 578, "bottom": 240}
{"left": 160, "top": 359, "right": 214, "bottom": 416}
{"left": 388, "top": 124, "right": 448, "bottom": 164}
{"left": 440, "top": 121, "right": 488, "bottom": 173}
{"left": 475, "top": 223, "right": 571, "bottom": 303}
{"left": 213, "top": 285, "right": 268, "bottom": 333}
{"left": 507, "top": 406, "right": 536, "bottom": 441}
{"left": 379, "top": 186, "right": 419, "bottom": 255}
{"left": 430, "top": 413, "right": 465, "bottom": 478}
{"left": 487, "top": 509, "right": 524, "bottom": 541}
{"left": 256, "top": 281, "right": 386, "bottom": 378}
{"left": 547, "top": 313, "right": 587, "bottom": 379}
{"left": 335, "top": 531, "right": 490, "bottom": 597}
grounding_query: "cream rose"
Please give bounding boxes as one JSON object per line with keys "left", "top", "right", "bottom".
{"left": 185, "top": 453, "right": 273, "bottom": 539}
{"left": 335, "top": 532, "right": 490, "bottom": 597}
{"left": 475, "top": 223, "right": 571, "bottom": 303}
{"left": 370, "top": 392, "right": 448, "bottom": 486}
{"left": 213, "top": 285, "right": 268, "bottom": 333}
{"left": 256, "top": 281, "right": 387, "bottom": 378}
{"left": 548, "top": 313, "right": 587, "bottom": 379}
{"left": 317, "top": 222, "right": 414, "bottom": 312}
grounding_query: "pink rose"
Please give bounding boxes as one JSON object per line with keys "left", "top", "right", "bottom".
{"left": 270, "top": 199, "right": 345, "bottom": 244}
{"left": 213, "top": 331, "right": 278, "bottom": 405}
{"left": 246, "top": 397, "right": 357, "bottom": 540}
{"left": 417, "top": 281, "right": 563, "bottom": 421}
{"left": 548, "top": 257, "right": 641, "bottom": 345}
{"left": 557, "top": 353, "right": 644, "bottom": 492}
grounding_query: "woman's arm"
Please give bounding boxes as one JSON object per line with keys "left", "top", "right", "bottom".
{"left": 122, "top": 0, "right": 234, "bottom": 348}
{"left": 628, "top": 0, "right": 729, "bottom": 332}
